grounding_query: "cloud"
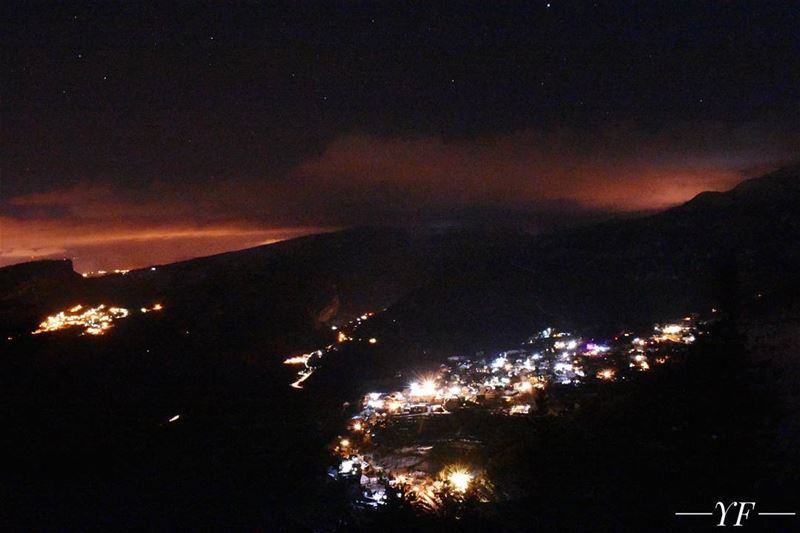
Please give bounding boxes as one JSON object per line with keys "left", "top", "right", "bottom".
{"left": 0, "top": 215, "right": 328, "bottom": 271}
{"left": 2, "top": 121, "right": 797, "bottom": 270}
{"left": 293, "top": 122, "right": 798, "bottom": 212}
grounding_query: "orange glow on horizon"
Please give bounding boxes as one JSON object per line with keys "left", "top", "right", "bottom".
{"left": 0, "top": 218, "right": 335, "bottom": 272}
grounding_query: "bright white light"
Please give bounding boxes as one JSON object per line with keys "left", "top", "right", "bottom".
{"left": 168, "top": 415, "right": 180, "bottom": 423}
{"left": 491, "top": 357, "right": 507, "bottom": 369}
{"left": 340, "top": 459, "right": 354, "bottom": 474}
{"left": 410, "top": 379, "right": 437, "bottom": 397}
{"left": 367, "top": 398, "right": 384, "bottom": 409}
{"left": 448, "top": 470, "right": 472, "bottom": 493}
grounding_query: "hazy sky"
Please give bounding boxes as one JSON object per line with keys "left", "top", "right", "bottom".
{"left": 3, "top": 2, "right": 799, "bottom": 271}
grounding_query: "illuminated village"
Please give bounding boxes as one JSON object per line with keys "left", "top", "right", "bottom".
{"left": 31, "top": 303, "right": 163, "bottom": 336}
{"left": 315, "top": 313, "right": 707, "bottom": 511}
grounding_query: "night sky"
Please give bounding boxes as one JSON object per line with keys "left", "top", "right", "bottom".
{"left": 3, "top": 1, "right": 799, "bottom": 270}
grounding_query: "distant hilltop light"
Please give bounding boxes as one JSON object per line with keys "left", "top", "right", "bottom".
{"left": 80, "top": 268, "right": 130, "bottom": 278}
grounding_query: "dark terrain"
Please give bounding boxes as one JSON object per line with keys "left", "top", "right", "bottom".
{"left": 2, "top": 166, "right": 799, "bottom": 530}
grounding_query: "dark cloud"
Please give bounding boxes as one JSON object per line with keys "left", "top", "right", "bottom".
{"left": 4, "top": 121, "right": 797, "bottom": 270}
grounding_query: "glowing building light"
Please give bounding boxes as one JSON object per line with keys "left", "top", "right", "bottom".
{"left": 447, "top": 470, "right": 472, "bottom": 493}
{"left": 516, "top": 381, "right": 533, "bottom": 393}
{"left": 510, "top": 404, "right": 531, "bottom": 415}
{"left": 340, "top": 459, "right": 355, "bottom": 474}
{"left": 410, "top": 379, "right": 437, "bottom": 397}
{"left": 585, "top": 343, "right": 610, "bottom": 354}
{"left": 566, "top": 340, "right": 578, "bottom": 350}
{"left": 597, "top": 368, "right": 616, "bottom": 380}
{"left": 368, "top": 337, "right": 378, "bottom": 344}
{"left": 283, "top": 354, "right": 310, "bottom": 365}
{"left": 366, "top": 393, "right": 385, "bottom": 409}
{"left": 491, "top": 357, "right": 507, "bottom": 369}
{"left": 554, "top": 362, "right": 573, "bottom": 372}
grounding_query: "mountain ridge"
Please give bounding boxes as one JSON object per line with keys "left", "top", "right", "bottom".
{"left": 2, "top": 166, "right": 798, "bottom": 349}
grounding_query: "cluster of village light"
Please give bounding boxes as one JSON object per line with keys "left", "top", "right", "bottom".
{"left": 32, "top": 303, "right": 163, "bottom": 336}
{"left": 327, "top": 314, "right": 705, "bottom": 510}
